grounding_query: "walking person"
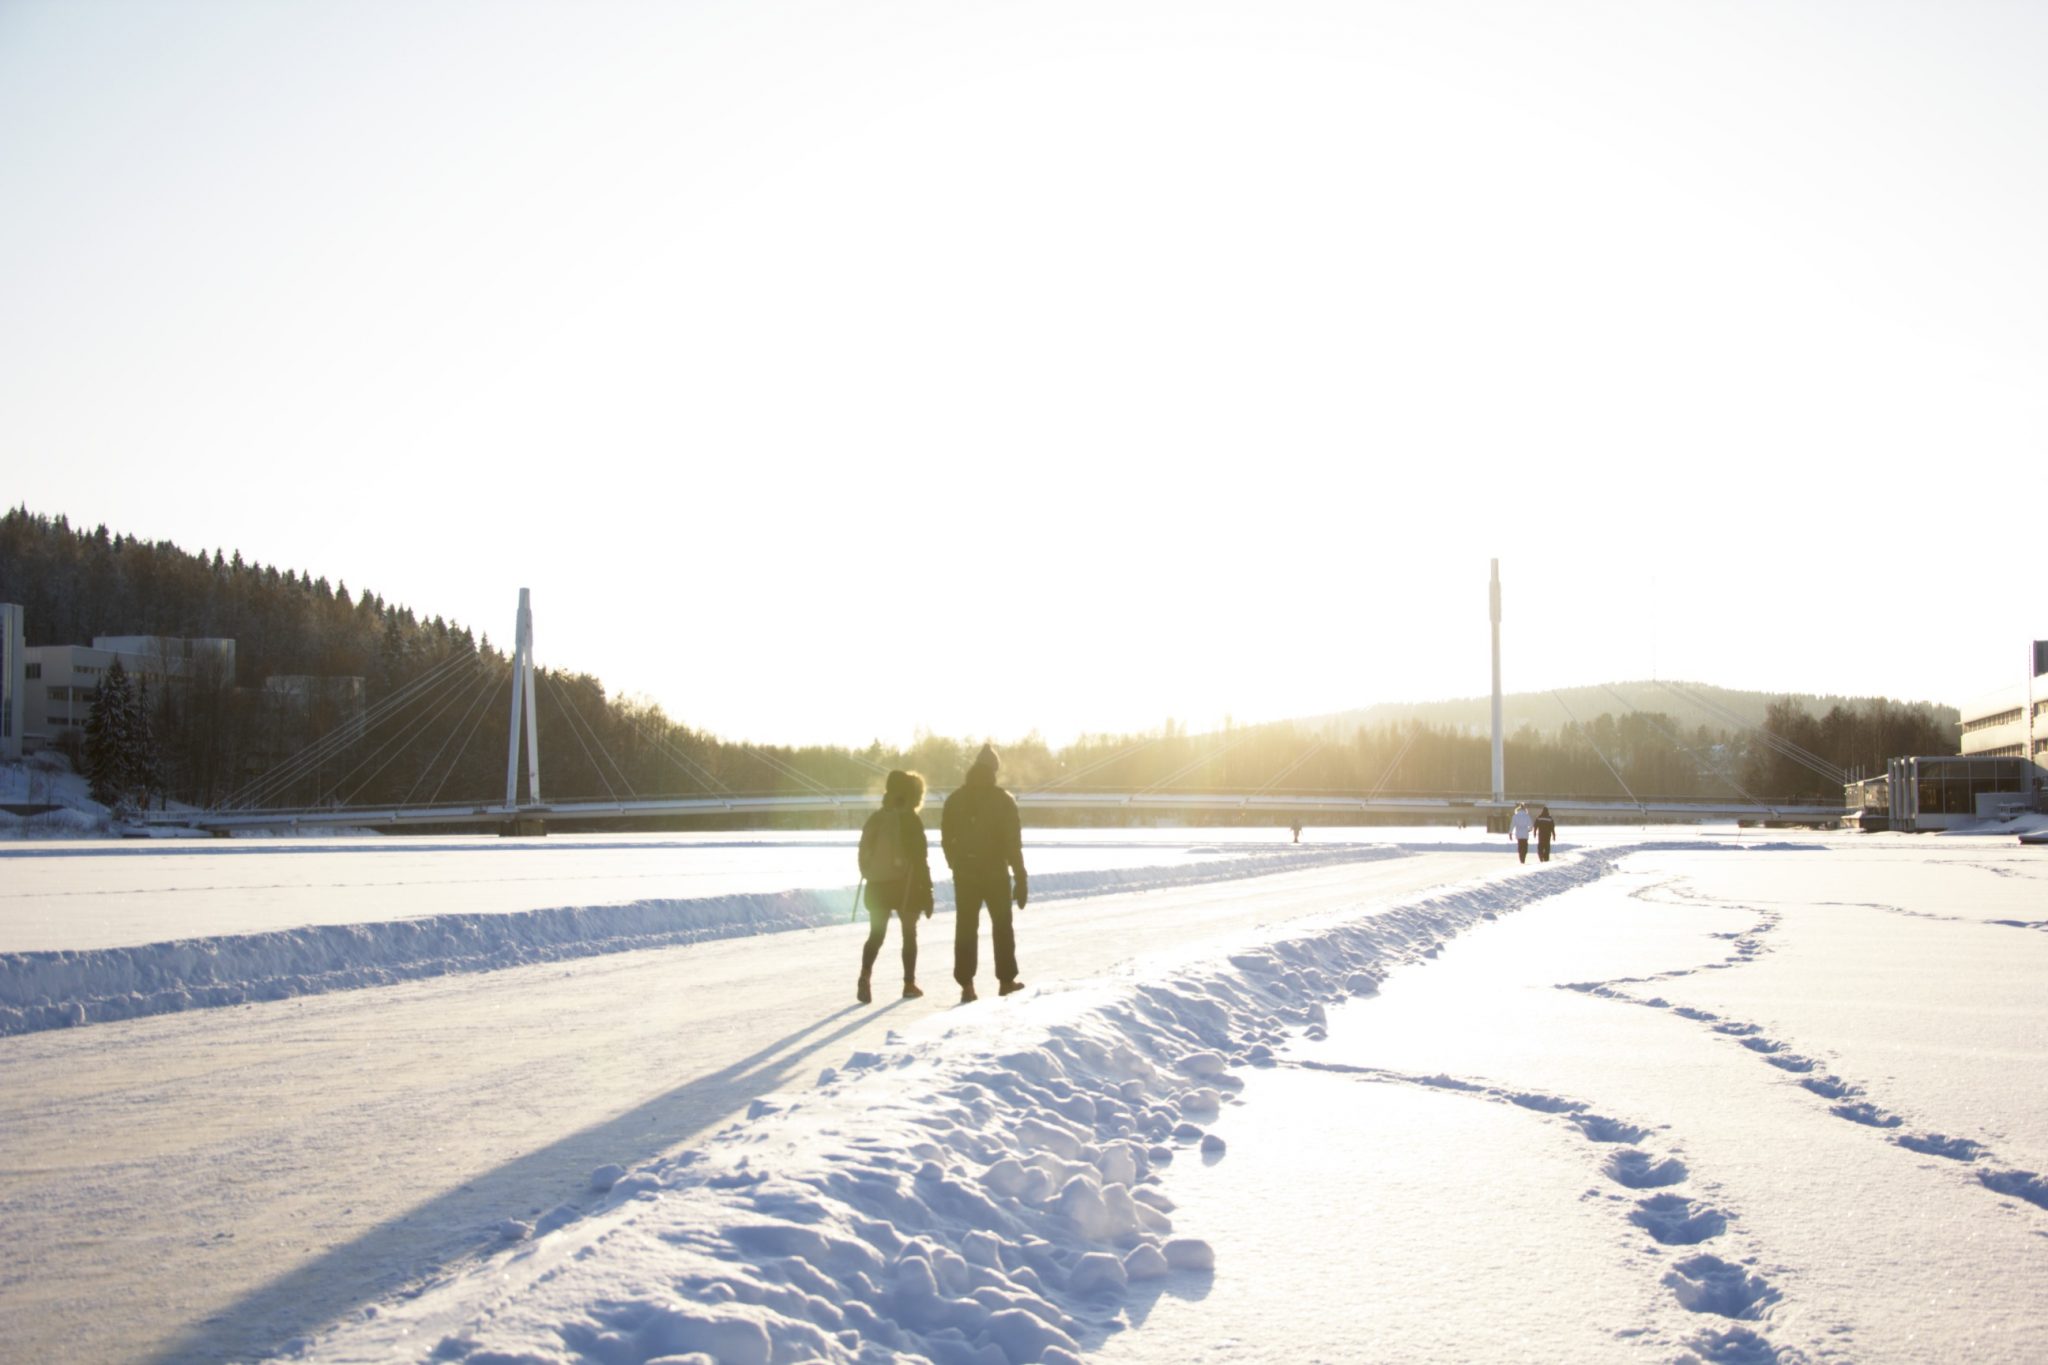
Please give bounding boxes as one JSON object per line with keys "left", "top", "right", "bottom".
{"left": 1509, "top": 801, "right": 1534, "bottom": 864}
{"left": 941, "top": 743, "right": 1029, "bottom": 1003}
{"left": 1534, "top": 804, "right": 1556, "bottom": 863}
{"left": 857, "top": 769, "right": 934, "bottom": 1004}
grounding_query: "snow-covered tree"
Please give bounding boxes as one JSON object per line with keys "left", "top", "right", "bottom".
{"left": 83, "top": 657, "right": 138, "bottom": 806}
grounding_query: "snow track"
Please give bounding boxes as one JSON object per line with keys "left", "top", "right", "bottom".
{"left": 0, "top": 845, "right": 1408, "bottom": 1037}
{"left": 293, "top": 851, "right": 1623, "bottom": 1362}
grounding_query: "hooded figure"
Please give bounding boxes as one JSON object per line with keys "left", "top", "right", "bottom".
{"left": 940, "top": 743, "right": 1029, "bottom": 1002}
{"left": 856, "top": 769, "right": 934, "bottom": 1003}
{"left": 1509, "top": 801, "right": 1534, "bottom": 864}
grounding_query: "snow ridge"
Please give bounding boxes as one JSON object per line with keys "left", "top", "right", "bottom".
{"left": 0, "top": 845, "right": 1408, "bottom": 1037}
{"left": 293, "top": 850, "right": 1625, "bottom": 1364}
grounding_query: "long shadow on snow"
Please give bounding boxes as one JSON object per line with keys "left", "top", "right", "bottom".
{"left": 144, "top": 1000, "right": 890, "bottom": 1365}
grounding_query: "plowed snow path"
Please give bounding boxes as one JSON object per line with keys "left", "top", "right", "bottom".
{"left": 0, "top": 851, "right": 1502, "bottom": 1364}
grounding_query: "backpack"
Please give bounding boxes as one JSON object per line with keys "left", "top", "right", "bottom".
{"left": 862, "top": 809, "right": 908, "bottom": 884}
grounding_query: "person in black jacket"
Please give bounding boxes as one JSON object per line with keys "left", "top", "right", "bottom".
{"left": 1534, "top": 804, "right": 1556, "bottom": 862}
{"left": 940, "top": 743, "right": 1028, "bottom": 1003}
{"left": 857, "top": 769, "right": 934, "bottom": 1004}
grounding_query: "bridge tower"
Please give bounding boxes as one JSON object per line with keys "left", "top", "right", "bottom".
{"left": 1490, "top": 559, "right": 1505, "bottom": 805}
{"left": 504, "top": 588, "right": 542, "bottom": 816}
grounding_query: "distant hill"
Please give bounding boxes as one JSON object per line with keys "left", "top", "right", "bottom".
{"left": 1308, "top": 680, "right": 1960, "bottom": 738}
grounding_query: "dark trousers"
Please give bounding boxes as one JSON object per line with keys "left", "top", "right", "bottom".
{"left": 1537, "top": 832, "right": 1552, "bottom": 862}
{"left": 1516, "top": 837, "right": 1529, "bottom": 864}
{"left": 953, "top": 866, "right": 1018, "bottom": 986}
{"left": 860, "top": 907, "right": 918, "bottom": 982}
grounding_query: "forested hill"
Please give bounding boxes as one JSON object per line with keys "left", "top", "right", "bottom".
{"left": 2, "top": 508, "right": 1958, "bottom": 814}
{"left": 1321, "top": 681, "right": 1961, "bottom": 743}
{"left": 2, "top": 508, "right": 483, "bottom": 678}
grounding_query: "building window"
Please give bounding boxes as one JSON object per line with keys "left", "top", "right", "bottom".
{"left": 24, "top": 662, "right": 39, "bottom": 679}
{"left": 1962, "top": 708, "right": 2024, "bottom": 733}
{"left": 47, "top": 685, "right": 69, "bottom": 703}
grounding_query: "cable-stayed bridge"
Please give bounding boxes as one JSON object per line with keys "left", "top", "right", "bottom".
{"left": 149, "top": 578, "right": 1853, "bottom": 834}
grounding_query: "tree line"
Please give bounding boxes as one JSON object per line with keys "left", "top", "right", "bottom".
{"left": 4, "top": 507, "right": 1956, "bottom": 817}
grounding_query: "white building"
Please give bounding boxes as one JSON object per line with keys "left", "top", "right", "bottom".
{"left": 1, "top": 603, "right": 23, "bottom": 761}
{"left": 1855, "top": 643, "right": 2047, "bottom": 830}
{"left": 20, "top": 634, "right": 238, "bottom": 754}
{"left": 1956, "top": 643, "right": 2048, "bottom": 775}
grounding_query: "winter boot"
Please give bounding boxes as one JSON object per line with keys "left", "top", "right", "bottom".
{"left": 902, "top": 982, "right": 924, "bottom": 999}
{"left": 999, "top": 980, "right": 1026, "bottom": 997}
{"left": 959, "top": 984, "right": 978, "bottom": 1004}
{"left": 857, "top": 977, "right": 872, "bottom": 1005}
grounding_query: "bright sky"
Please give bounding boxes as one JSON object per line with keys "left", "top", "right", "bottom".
{"left": 3, "top": 1, "right": 2043, "bottom": 745}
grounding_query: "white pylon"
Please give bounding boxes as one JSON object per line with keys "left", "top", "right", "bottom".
{"left": 504, "top": 588, "right": 542, "bottom": 809}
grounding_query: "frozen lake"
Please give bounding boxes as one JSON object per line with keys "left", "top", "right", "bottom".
{"left": 0, "top": 824, "right": 1627, "bottom": 953}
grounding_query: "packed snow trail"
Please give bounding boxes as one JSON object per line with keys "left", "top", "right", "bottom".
{"left": 0, "top": 842, "right": 1405, "bottom": 1033}
{"left": 280, "top": 847, "right": 1619, "bottom": 1365}
{"left": 0, "top": 850, "right": 1503, "bottom": 1365}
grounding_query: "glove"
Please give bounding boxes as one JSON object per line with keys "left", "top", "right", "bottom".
{"left": 1014, "top": 871, "right": 1028, "bottom": 909}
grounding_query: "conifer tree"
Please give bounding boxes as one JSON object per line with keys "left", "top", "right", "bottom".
{"left": 84, "top": 657, "right": 138, "bottom": 806}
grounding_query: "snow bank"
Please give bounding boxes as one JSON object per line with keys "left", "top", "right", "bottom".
{"left": 292, "top": 848, "right": 1629, "bottom": 1365}
{"left": 0, "top": 844, "right": 1407, "bottom": 1036}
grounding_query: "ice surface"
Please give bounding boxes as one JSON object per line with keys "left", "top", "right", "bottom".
{"left": 7, "top": 827, "right": 2044, "bottom": 1364}
{"left": 0, "top": 840, "right": 1412, "bottom": 1034}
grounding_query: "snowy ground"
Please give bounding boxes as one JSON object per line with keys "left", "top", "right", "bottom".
{"left": 2, "top": 828, "right": 2043, "bottom": 1363}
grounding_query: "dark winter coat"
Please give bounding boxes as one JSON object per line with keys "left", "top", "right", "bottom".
{"left": 940, "top": 768, "right": 1025, "bottom": 877}
{"left": 860, "top": 806, "right": 934, "bottom": 914}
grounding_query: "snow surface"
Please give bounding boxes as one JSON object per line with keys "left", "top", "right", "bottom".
{"left": 0, "top": 841, "right": 1411, "bottom": 1034}
{"left": 4, "top": 828, "right": 2043, "bottom": 1364}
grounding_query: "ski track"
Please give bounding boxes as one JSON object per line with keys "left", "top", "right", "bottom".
{"left": 0, "top": 846, "right": 1413, "bottom": 1038}
{"left": 292, "top": 847, "right": 1677, "bottom": 1364}
{"left": 1288, "top": 1059, "right": 1807, "bottom": 1363}
{"left": 1560, "top": 883, "right": 2048, "bottom": 1220}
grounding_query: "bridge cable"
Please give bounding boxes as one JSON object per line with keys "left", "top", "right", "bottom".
{"left": 428, "top": 671, "right": 515, "bottom": 807}
{"left": 624, "top": 713, "right": 731, "bottom": 795}
{"left": 539, "top": 673, "right": 637, "bottom": 803}
{"left": 402, "top": 666, "right": 505, "bottom": 808}
{"left": 1365, "top": 724, "right": 1420, "bottom": 799}
{"left": 1255, "top": 734, "right": 1326, "bottom": 794}
{"left": 217, "top": 648, "right": 477, "bottom": 809}
{"left": 1029, "top": 732, "right": 1167, "bottom": 793}
{"left": 1598, "top": 685, "right": 1775, "bottom": 816}
{"left": 556, "top": 676, "right": 642, "bottom": 800}
{"left": 727, "top": 740, "right": 837, "bottom": 797}
{"left": 1651, "top": 680, "right": 1845, "bottom": 786}
{"left": 1136, "top": 726, "right": 1263, "bottom": 794}
{"left": 316, "top": 656, "right": 496, "bottom": 810}
{"left": 221, "top": 653, "right": 473, "bottom": 811}
{"left": 1549, "top": 690, "right": 1645, "bottom": 813}
{"left": 330, "top": 657, "right": 500, "bottom": 809}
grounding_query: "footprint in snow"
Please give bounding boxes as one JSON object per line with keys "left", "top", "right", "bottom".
{"left": 1604, "top": 1150, "right": 1690, "bottom": 1189}
{"left": 1630, "top": 1193, "right": 1729, "bottom": 1246}
{"left": 1661, "top": 1253, "right": 1781, "bottom": 1319}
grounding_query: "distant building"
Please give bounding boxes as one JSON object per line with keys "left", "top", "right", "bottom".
{"left": 1852, "top": 644, "right": 2046, "bottom": 830}
{"left": 91, "top": 635, "right": 236, "bottom": 684}
{"left": 1, "top": 603, "right": 23, "bottom": 761}
{"left": 21, "top": 633, "right": 239, "bottom": 754}
{"left": 1956, "top": 658, "right": 2047, "bottom": 771}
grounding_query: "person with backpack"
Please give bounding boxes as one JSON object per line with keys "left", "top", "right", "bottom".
{"left": 857, "top": 769, "right": 935, "bottom": 1004}
{"left": 941, "top": 743, "right": 1029, "bottom": 1003}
